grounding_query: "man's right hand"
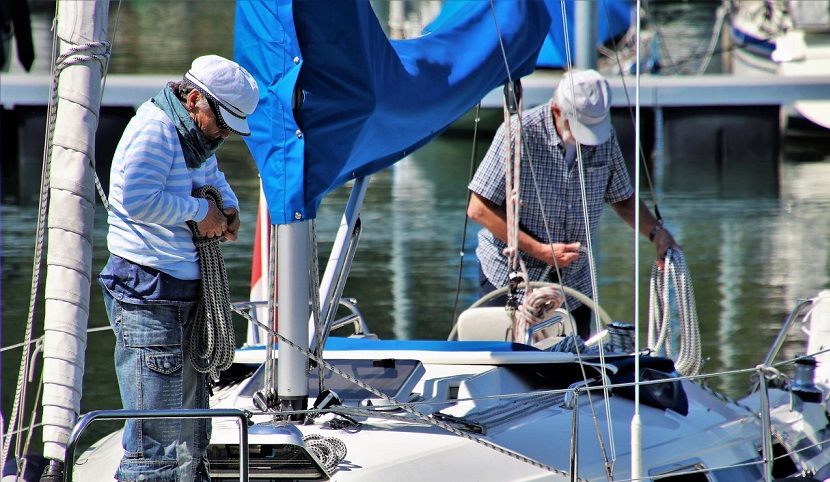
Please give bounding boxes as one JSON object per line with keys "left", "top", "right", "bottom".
{"left": 196, "top": 201, "right": 227, "bottom": 238}
{"left": 545, "top": 241, "right": 582, "bottom": 269}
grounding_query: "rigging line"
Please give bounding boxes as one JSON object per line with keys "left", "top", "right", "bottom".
{"left": 449, "top": 102, "right": 483, "bottom": 331}
{"left": 0, "top": 326, "right": 111, "bottom": 355}
{"left": 502, "top": 1, "right": 618, "bottom": 476}
{"left": 599, "top": 0, "right": 660, "bottom": 209}
{"left": 557, "top": 0, "right": 619, "bottom": 475}
{"left": 93, "top": 0, "right": 124, "bottom": 211}
{"left": 688, "top": 4, "right": 727, "bottom": 76}
{"left": 487, "top": 0, "right": 515, "bottom": 95}
{"left": 232, "top": 308, "right": 580, "bottom": 479}
{"left": 2, "top": 6, "right": 59, "bottom": 469}
{"left": 309, "top": 219, "right": 325, "bottom": 393}
{"left": 631, "top": 2, "right": 645, "bottom": 479}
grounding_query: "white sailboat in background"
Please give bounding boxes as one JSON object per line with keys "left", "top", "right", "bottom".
{"left": 727, "top": 0, "right": 830, "bottom": 130}
{"left": 5, "top": 1, "right": 830, "bottom": 481}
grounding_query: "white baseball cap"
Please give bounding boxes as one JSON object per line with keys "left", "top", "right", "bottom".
{"left": 185, "top": 55, "right": 259, "bottom": 136}
{"left": 555, "top": 69, "right": 612, "bottom": 146}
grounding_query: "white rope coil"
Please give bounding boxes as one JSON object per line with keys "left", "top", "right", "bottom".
{"left": 514, "top": 286, "right": 565, "bottom": 342}
{"left": 648, "top": 248, "right": 702, "bottom": 376}
{"left": 187, "top": 186, "right": 236, "bottom": 381}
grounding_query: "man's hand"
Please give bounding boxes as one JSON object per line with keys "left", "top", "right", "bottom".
{"left": 222, "top": 207, "right": 240, "bottom": 242}
{"left": 653, "top": 228, "right": 679, "bottom": 270}
{"left": 545, "top": 241, "right": 582, "bottom": 269}
{"left": 196, "top": 201, "right": 227, "bottom": 238}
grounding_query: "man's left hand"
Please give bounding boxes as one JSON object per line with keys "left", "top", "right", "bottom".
{"left": 653, "top": 228, "right": 679, "bottom": 270}
{"left": 222, "top": 207, "right": 241, "bottom": 242}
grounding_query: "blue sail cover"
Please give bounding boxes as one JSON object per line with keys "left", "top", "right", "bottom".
{"left": 234, "top": 0, "right": 551, "bottom": 224}
{"left": 536, "top": 0, "right": 632, "bottom": 69}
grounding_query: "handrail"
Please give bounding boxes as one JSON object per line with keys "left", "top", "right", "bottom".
{"left": 761, "top": 298, "right": 814, "bottom": 367}
{"left": 233, "top": 297, "right": 370, "bottom": 339}
{"left": 523, "top": 314, "right": 564, "bottom": 345}
{"left": 63, "top": 408, "right": 251, "bottom": 482}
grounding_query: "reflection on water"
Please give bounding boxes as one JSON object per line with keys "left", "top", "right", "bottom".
{"left": 3, "top": 0, "right": 830, "bottom": 450}
{"left": 8, "top": 131, "right": 830, "bottom": 419}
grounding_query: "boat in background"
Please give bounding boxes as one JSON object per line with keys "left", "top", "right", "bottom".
{"left": 727, "top": 0, "right": 830, "bottom": 130}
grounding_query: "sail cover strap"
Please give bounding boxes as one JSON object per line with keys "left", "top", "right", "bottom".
{"left": 188, "top": 185, "right": 236, "bottom": 380}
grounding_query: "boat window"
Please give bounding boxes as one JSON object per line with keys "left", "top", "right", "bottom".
{"left": 237, "top": 358, "right": 425, "bottom": 403}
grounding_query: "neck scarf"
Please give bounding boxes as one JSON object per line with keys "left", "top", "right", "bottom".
{"left": 153, "top": 83, "right": 223, "bottom": 168}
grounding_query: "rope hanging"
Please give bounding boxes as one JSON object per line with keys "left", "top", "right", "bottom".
{"left": 500, "top": 81, "right": 565, "bottom": 342}
{"left": 187, "top": 185, "right": 236, "bottom": 380}
{"left": 647, "top": 248, "right": 702, "bottom": 376}
{"left": 500, "top": 82, "right": 530, "bottom": 341}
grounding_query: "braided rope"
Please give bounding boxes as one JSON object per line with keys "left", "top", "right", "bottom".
{"left": 303, "top": 434, "right": 347, "bottom": 472}
{"left": 499, "top": 87, "right": 535, "bottom": 342}
{"left": 648, "top": 248, "right": 702, "bottom": 376}
{"left": 187, "top": 186, "right": 236, "bottom": 380}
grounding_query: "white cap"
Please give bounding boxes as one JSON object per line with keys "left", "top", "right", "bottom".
{"left": 184, "top": 55, "right": 259, "bottom": 136}
{"left": 555, "top": 69, "right": 612, "bottom": 146}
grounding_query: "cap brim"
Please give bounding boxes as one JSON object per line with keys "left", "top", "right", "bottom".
{"left": 567, "top": 115, "right": 611, "bottom": 146}
{"left": 218, "top": 104, "right": 251, "bottom": 136}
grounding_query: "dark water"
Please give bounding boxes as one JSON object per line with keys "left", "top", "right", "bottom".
{"left": 3, "top": 0, "right": 830, "bottom": 452}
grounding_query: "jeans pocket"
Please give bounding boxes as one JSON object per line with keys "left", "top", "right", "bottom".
{"left": 145, "top": 351, "right": 183, "bottom": 376}
{"left": 121, "top": 303, "right": 190, "bottom": 348}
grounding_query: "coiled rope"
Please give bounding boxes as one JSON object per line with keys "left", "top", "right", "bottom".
{"left": 514, "top": 288, "right": 565, "bottom": 342}
{"left": 187, "top": 185, "right": 236, "bottom": 381}
{"left": 648, "top": 248, "right": 701, "bottom": 376}
{"left": 303, "top": 434, "right": 348, "bottom": 472}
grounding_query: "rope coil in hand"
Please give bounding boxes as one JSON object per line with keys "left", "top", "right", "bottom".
{"left": 187, "top": 185, "right": 236, "bottom": 380}
{"left": 648, "top": 248, "right": 701, "bottom": 376}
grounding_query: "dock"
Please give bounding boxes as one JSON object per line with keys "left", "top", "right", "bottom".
{"left": 2, "top": 72, "right": 829, "bottom": 203}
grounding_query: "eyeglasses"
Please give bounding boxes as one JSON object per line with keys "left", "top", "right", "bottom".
{"left": 201, "top": 90, "right": 231, "bottom": 132}
{"left": 189, "top": 83, "right": 241, "bottom": 134}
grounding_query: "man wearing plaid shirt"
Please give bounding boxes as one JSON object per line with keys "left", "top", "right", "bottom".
{"left": 468, "top": 69, "right": 678, "bottom": 340}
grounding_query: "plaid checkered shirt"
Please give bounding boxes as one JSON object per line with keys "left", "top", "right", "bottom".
{"left": 468, "top": 100, "right": 634, "bottom": 307}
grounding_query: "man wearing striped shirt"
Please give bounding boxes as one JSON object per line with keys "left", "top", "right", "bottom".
{"left": 468, "top": 69, "right": 677, "bottom": 341}
{"left": 94, "top": 55, "right": 259, "bottom": 482}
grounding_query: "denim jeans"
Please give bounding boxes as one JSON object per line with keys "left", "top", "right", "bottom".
{"left": 103, "top": 290, "right": 211, "bottom": 482}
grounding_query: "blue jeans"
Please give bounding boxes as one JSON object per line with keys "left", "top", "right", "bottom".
{"left": 104, "top": 290, "right": 211, "bottom": 482}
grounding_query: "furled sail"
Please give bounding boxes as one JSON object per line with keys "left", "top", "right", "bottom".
{"left": 234, "top": 0, "right": 552, "bottom": 224}
{"left": 40, "top": 0, "right": 108, "bottom": 462}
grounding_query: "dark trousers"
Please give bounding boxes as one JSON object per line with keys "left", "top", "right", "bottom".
{"left": 477, "top": 264, "right": 592, "bottom": 340}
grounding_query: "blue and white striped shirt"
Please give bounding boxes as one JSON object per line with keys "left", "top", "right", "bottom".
{"left": 105, "top": 101, "right": 239, "bottom": 280}
{"left": 468, "top": 100, "right": 633, "bottom": 305}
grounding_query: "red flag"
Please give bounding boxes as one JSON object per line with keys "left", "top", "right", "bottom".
{"left": 248, "top": 184, "right": 275, "bottom": 345}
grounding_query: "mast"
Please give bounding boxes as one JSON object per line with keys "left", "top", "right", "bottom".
{"left": 277, "top": 222, "right": 311, "bottom": 415}
{"left": 574, "top": 0, "right": 598, "bottom": 69}
{"left": 41, "top": 0, "right": 109, "bottom": 464}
